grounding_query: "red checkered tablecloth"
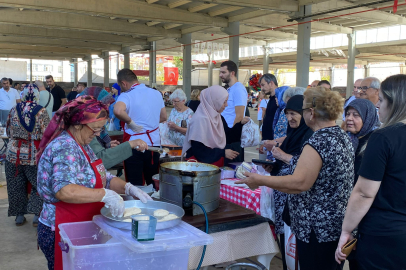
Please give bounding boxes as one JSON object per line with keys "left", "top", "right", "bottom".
{"left": 220, "top": 178, "right": 262, "bottom": 215}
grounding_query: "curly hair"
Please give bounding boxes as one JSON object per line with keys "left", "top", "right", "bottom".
{"left": 303, "top": 86, "right": 344, "bottom": 121}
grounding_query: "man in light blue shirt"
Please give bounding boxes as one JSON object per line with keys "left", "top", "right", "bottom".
{"left": 219, "top": 61, "right": 247, "bottom": 128}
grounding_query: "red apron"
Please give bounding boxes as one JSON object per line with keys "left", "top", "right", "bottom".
{"left": 121, "top": 121, "right": 159, "bottom": 183}
{"left": 14, "top": 135, "right": 41, "bottom": 191}
{"left": 186, "top": 155, "right": 224, "bottom": 168}
{"left": 53, "top": 131, "right": 106, "bottom": 270}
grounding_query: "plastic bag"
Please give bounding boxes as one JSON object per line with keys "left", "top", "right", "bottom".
{"left": 241, "top": 119, "right": 260, "bottom": 148}
{"left": 107, "top": 118, "right": 117, "bottom": 131}
{"left": 159, "top": 122, "right": 176, "bottom": 146}
{"left": 260, "top": 186, "right": 275, "bottom": 222}
{"left": 284, "top": 223, "right": 300, "bottom": 270}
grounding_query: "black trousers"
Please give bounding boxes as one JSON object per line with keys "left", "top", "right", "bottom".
{"left": 296, "top": 230, "right": 344, "bottom": 270}
{"left": 279, "top": 233, "right": 288, "bottom": 270}
{"left": 124, "top": 149, "right": 159, "bottom": 188}
{"left": 356, "top": 232, "right": 406, "bottom": 270}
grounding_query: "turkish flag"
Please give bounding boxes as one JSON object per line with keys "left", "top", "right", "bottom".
{"left": 164, "top": 67, "right": 179, "bottom": 85}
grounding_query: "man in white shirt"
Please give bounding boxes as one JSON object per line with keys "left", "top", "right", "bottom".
{"left": 0, "top": 77, "right": 20, "bottom": 123}
{"left": 35, "top": 80, "right": 54, "bottom": 119}
{"left": 219, "top": 61, "right": 247, "bottom": 128}
{"left": 114, "top": 68, "right": 167, "bottom": 187}
{"left": 219, "top": 60, "right": 248, "bottom": 163}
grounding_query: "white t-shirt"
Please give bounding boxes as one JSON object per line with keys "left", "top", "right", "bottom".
{"left": 117, "top": 84, "right": 164, "bottom": 146}
{"left": 221, "top": 82, "right": 247, "bottom": 128}
{"left": 0, "top": 88, "right": 20, "bottom": 110}
{"left": 38, "top": 90, "right": 54, "bottom": 119}
{"left": 257, "top": 98, "right": 269, "bottom": 121}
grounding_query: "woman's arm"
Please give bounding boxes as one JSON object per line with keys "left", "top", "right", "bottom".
{"left": 335, "top": 176, "right": 381, "bottom": 262}
{"left": 236, "top": 145, "right": 322, "bottom": 193}
{"left": 108, "top": 177, "right": 127, "bottom": 194}
{"left": 55, "top": 184, "right": 105, "bottom": 203}
{"left": 341, "top": 176, "right": 381, "bottom": 233}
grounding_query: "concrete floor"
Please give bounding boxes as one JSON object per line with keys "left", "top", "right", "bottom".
{"left": 0, "top": 107, "right": 347, "bottom": 270}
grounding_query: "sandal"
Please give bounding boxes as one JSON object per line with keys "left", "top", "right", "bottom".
{"left": 33, "top": 215, "right": 39, "bottom": 227}
{"left": 15, "top": 215, "right": 26, "bottom": 226}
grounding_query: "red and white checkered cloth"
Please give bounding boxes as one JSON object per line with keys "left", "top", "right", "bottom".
{"left": 220, "top": 178, "right": 262, "bottom": 215}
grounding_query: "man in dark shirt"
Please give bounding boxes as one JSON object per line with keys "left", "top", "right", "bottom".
{"left": 66, "top": 86, "right": 78, "bottom": 101}
{"left": 259, "top": 73, "right": 278, "bottom": 140}
{"left": 45, "top": 75, "right": 67, "bottom": 114}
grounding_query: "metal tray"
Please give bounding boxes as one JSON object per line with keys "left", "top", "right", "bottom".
{"left": 100, "top": 200, "right": 185, "bottom": 230}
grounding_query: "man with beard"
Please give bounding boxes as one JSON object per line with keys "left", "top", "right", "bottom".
{"left": 219, "top": 60, "right": 248, "bottom": 164}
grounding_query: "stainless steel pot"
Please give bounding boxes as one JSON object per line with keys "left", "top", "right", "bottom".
{"left": 159, "top": 162, "right": 221, "bottom": 216}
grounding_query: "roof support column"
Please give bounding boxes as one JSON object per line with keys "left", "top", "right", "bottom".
{"left": 208, "top": 53, "right": 214, "bottom": 87}
{"left": 364, "top": 64, "right": 370, "bottom": 78}
{"left": 84, "top": 55, "right": 93, "bottom": 87}
{"left": 330, "top": 65, "right": 335, "bottom": 87}
{"left": 346, "top": 31, "right": 359, "bottom": 98}
{"left": 176, "top": 33, "right": 192, "bottom": 99}
{"left": 263, "top": 45, "right": 269, "bottom": 74}
{"left": 101, "top": 52, "right": 110, "bottom": 88}
{"left": 124, "top": 52, "right": 130, "bottom": 69}
{"left": 29, "top": 59, "right": 33, "bottom": 82}
{"left": 73, "top": 59, "right": 78, "bottom": 86}
{"left": 295, "top": 5, "right": 312, "bottom": 88}
{"left": 221, "top": 22, "right": 240, "bottom": 72}
{"left": 149, "top": 41, "right": 156, "bottom": 88}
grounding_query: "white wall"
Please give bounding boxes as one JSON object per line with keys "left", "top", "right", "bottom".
{"left": 0, "top": 60, "right": 27, "bottom": 80}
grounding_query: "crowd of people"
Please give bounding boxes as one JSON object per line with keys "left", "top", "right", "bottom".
{"left": 1, "top": 59, "right": 406, "bottom": 270}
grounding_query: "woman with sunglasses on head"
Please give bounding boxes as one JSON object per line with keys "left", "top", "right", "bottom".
{"left": 336, "top": 74, "right": 406, "bottom": 269}
{"left": 237, "top": 87, "right": 354, "bottom": 270}
{"left": 36, "top": 95, "right": 152, "bottom": 270}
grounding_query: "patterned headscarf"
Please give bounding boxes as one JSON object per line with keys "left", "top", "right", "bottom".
{"left": 78, "top": 86, "right": 115, "bottom": 148}
{"left": 16, "top": 84, "right": 43, "bottom": 132}
{"left": 36, "top": 95, "right": 109, "bottom": 163}
{"left": 345, "top": 98, "right": 380, "bottom": 150}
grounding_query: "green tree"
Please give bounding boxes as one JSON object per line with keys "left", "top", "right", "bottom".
{"left": 173, "top": 56, "right": 183, "bottom": 80}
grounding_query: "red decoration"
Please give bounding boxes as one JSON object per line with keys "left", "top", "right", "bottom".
{"left": 164, "top": 67, "right": 179, "bottom": 85}
{"left": 249, "top": 73, "right": 262, "bottom": 92}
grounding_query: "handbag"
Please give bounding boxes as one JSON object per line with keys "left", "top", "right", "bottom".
{"left": 341, "top": 238, "right": 357, "bottom": 257}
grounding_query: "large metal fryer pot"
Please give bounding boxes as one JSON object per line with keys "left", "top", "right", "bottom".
{"left": 159, "top": 162, "right": 221, "bottom": 216}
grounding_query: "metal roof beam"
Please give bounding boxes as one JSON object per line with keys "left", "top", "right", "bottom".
{"left": 0, "top": 0, "right": 228, "bottom": 27}
{"left": 188, "top": 0, "right": 298, "bottom": 12}
{"left": 0, "top": 10, "right": 180, "bottom": 38}
{"left": 0, "top": 24, "right": 148, "bottom": 45}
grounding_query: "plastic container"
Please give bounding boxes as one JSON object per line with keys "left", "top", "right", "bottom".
{"left": 59, "top": 218, "right": 213, "bottom": 270}
{"left": 131, "top": 215, "right": 157, "bottom": 241}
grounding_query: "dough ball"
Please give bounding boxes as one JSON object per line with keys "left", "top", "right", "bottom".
{"left": 158, "top": 214, "right": 178, "bottom": 222}
{"left": 153, "top": 209, "right": 169, "bottom": 218}
{"left": 124, "top": 207, "right": 142, "bottom": 217}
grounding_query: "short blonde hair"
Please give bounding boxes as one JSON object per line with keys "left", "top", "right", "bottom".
{"left": 303, "top": 86, "right": 344, "bottom": 121}
{"left": 190, "top": 89, "right": 201, "bottom": 101}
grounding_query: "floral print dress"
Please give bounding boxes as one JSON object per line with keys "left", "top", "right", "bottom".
{"left": 167, "top": 107, "right": 194, "bottom": 146}
{"left": 288, "top": 126, "right": 354, "bottom": 243}
{"left": 37, "top": 131, "right": 114, "bottom": 231}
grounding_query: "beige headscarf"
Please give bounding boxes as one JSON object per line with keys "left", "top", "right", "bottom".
{"left": 182, "top": 85, "right": 228, "bottom": 155}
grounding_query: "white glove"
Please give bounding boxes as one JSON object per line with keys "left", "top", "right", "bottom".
{"left": 101, "top": 189, "right": 125, "bottom": 217}
{"left": 125, "top": 183, "right": 153, "bottom": 203}
{"left": 127, "top": 120, "right": 143, "bottom": 133}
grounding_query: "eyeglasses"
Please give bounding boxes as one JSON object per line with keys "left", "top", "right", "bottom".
{"left": 84, "top": 124, "right": 102, "bottom": 135}
{"left": 360, "top": 86, "right": 378, "bottom": 91}
{"left": 302, "top": 97, "right": 316, "bottom": 111}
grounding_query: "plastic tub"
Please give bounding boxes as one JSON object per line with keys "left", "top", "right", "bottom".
{"left": 59, "top": 219, "right": 212, "bottom": 270}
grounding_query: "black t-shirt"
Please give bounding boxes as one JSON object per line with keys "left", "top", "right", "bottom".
{"left": 187, "top": 100, "right": 200, "bottom": 113}
{"left": 67, "top": 91, "right": 78, "bottom": 102}
{"left": 358, "top": 124, "right": 406, "bottom": 236}
{"left": 47, "top": 84, "right": 66, "bottom": 112}
{"left": 353, "top": 132, "right": 372, "bottom": 186}
{"left": 261, "top": 95, "right": 277, "bottom": 140}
